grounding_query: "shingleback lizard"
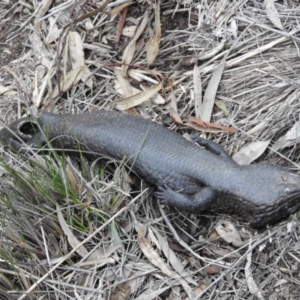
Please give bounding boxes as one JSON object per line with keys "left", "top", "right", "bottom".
{"left": 1, "top": 110, "right": 300, "bottom": 228}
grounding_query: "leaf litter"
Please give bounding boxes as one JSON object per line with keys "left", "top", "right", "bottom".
{"left": 0, "top": 0, "right": 300, "bottom": 299}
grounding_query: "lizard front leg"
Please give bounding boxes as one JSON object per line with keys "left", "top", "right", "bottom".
{"left": 155, "top": 185, "right": 215, "bottom": 211}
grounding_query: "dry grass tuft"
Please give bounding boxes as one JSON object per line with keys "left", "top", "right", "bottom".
{"left": 1, "top": 0, "right": 300, "bottom": 299}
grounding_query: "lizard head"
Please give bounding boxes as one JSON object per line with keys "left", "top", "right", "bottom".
{"left": 0, "top": 116, "right": 43, "bottom": 152}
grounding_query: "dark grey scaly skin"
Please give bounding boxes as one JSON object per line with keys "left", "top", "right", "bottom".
{"left": 1, "top": 110, "right": 300, "bottom": 228}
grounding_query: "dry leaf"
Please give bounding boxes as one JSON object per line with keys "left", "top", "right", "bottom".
{"left": 113, "top": 79, "right": 140, "bottom": 95}
{"left": 114, "top": 68, "right": 133, "bottom": 97}
{"left": 84, "top": 18, "right": 94, "bottom": 31}
{"left": 188, "top": 116, "right": 237, "bottom": 133}
{"left": 65, "top": 164, "right": 82, "bottom": 194}
{"left": 34, "top": 0, "right": 53, "bottom": 29}
{"left": 193, "top": 64, "right": 202, "bottom": 119}
{"left": 271, "top": 121, "right": 300, "bottom": 151}
{"left": 122, "top": 26, "right": 137, "bottom": 38}
{"left": 114, "top": 79, "right": 165, "bottom": 105}
{"left": 30, "top": 32, "right": 52, "bottom": 68}
{"left": 169, "top": 91, "right": 235, "bottom": 133}
{"left": 146, "top": 36, "right": 160, "bottom": 66}
{"left": 140, "top": 84, "right": 165, "bottom": 104}
{"left": 245, "top": 246, "right": 264, "bottom": 299}
{"left": 57, "top": 206, "right": 88, "bottom": 258}
{"left": 113, "top": 83, "right": 162, "bottom": 111}
{"left": 46, "top": 17, "right": 61, "bottom": 43}
{"left": 128, "top": 69, "right": 159, "bottom": 84}
{"left": 146, "top": 0, "right": 161, "bottom": 66}
{"left": 152, "top": 227, "right": 197, "bottom": 285}
{"left": 232, "top": 140, "right": 271, "bottom": 165}
{"left": 169, "top": 88, "right": 183, "bottom": 123}
{"left": 81, "top": 66, "right": 93, "bottom": 89}
{"left": 265, "top": 0, "right": 283, "bottom": 30}
{"left": 50, "top": 66, "right": 83, "bottom": 101}
{"left": 68, "top": 31, "right": 85, "bottom": 69}
{"left": 122, "top": 11, "right": 148, "bottom": 75}
{"left": 215, "top": 100, "right": 229, "bottom": 116}
{"left": 110, "top": 2, "right": 134, "bottom": 15}
{"left": 68, "top": 32, "right": 93, "bottom": 88}
{"left": 230, "top": 18, "right": 238, "bottom": 38}
{"left": 135, "top": 222, "right": 194, "bottom": 298}
{"left": 200, "top": 60, "right": 225, "bottom": 122}
{"left": 0, "top": 86, "right": 17, "bottom": 95}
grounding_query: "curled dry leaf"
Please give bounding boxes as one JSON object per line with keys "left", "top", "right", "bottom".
{"left": 232, "top": 140, "right": 271, "bottom": 165}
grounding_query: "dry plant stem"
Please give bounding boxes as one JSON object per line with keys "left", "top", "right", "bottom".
{"left": 69, "top": 0, "right": 110, "bottom": 26}
{"left": 194, "top": 229, "right": 278, "bottom": 299}
{"left": 1, "top": 268, "right": 105, "bottom": 294}
{"left": 17, "top": 189, "right": 149, "bottom": 300}
{"left": 1, "top": 4, "right": 38, "bottom": 41}
{"left": 236, "top": 16, "right": 300, "bottom": 43}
